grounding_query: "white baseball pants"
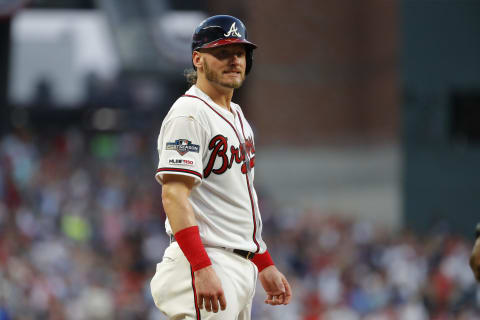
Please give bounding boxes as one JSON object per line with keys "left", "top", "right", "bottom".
{"left": 150, "top": 242, "right": 258, "bottom": 319}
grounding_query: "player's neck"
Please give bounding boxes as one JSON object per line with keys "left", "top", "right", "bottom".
{"left": 195, "top": 80, "right": 234, "bottom": 113}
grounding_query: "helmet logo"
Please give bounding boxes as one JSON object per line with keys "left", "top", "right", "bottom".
{"left": 224, "top": 22, "right": 241, "bottom": 37}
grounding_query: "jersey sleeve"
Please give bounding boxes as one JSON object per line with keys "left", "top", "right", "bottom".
{"left": 155, "top": 115, "right": 206, "bottom": 186}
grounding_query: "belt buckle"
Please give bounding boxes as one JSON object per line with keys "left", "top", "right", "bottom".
{"left": 246, "top": 251, "right": 254, "bottom": 260}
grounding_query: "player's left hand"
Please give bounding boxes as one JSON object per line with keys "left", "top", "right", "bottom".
{"left": 470, "top": 238, "right": 480, "bottom": 282}
{"left": 258, "top": 265, "right": 292, "bottom": 306}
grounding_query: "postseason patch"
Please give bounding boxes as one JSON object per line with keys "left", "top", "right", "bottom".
{"left": 168, "top": 157, "right": 195, "bottom": 167}
{"left": 166, "top": 139, "right": 200, "bottom": 156}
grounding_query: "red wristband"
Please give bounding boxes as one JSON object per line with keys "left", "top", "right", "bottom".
{"left": 251, "top": 250, "right": 274, "bottom": 272}
{"left": 174, "top": 226, "right": 212, "bottom": 271}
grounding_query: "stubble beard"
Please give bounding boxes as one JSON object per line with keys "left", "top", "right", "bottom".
{"left": 203, "top": 60, "right": 244, "bottom": 89}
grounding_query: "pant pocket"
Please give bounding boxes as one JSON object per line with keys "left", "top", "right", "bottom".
{"left": 150, "top": 250, "right": 195, "bottom": 318}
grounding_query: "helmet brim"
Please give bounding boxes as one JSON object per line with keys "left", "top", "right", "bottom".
{"left": 200, "top": 38, "right": 257, "bottom": 50}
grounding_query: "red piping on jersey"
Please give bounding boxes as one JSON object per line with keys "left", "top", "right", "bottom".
{"left": 182, "top": 94, "right": 260, "bottom": 253}
{"left": 190, "top": 266, "right": 201, "bottom": 320}
{"left": 236, "top": 110, "right": 260, "bottom": 253}
{"left": 157, "top": 167, "right": 202, "bottom": 179}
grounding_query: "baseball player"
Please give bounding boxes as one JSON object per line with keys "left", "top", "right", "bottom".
{"left": 150, "top": 15, "right": 292, "bottom": 319}
{"left": 470, "top": 223, "right": 480, "bottom": 282}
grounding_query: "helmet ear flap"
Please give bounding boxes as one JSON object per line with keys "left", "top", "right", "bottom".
{"left": 246, "top": 48, "right": 253, "bottom": 75}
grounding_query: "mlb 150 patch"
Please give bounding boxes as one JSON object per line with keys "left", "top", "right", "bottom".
{"left": 166, "top": 139, "right": 200, "bottom": 156}
{"left": 168, "top": 158, "right": 195, "bottom": 166}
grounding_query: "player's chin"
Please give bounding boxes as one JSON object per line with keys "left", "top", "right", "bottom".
{"left": 221, "top": 78, "right": 244, "bottom": 89}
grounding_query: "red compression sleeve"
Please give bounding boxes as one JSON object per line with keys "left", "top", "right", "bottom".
{"left": 174, "top": 226, "right": 212, "bottom": 271}
{"left": 252, "top": 250, "right": 274, "bottom": 272}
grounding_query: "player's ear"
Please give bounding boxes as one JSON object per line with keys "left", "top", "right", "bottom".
{"left": 192, "top": 51, "right": 203, "bottom": 70}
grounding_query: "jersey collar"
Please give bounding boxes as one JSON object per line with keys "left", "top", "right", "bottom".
{"left": 188, "top": 85, "right": 239, "bottom": 119}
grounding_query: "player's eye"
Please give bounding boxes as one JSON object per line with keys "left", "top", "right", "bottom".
{"left": 219, "top": 50, "right": 230, "bottom": 59}
{"left": 235, "top": 51, "right": 245, "bottom": 58}
{"left": 209, "top": 50, "right": 226, "bottom": 60}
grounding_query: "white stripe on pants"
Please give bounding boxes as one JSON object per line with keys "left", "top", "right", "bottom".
{"left": 150, "top": 242, "right": 258, "bottom": 319}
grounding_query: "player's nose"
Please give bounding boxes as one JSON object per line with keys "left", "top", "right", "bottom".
{"left": 229, "top": 54, "right": 243, "bottom": 68}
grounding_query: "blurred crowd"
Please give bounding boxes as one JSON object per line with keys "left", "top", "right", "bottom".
{"left": 0, "top": 130, "right": 478, "bottom": 320}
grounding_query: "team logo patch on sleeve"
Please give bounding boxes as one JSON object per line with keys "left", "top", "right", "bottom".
{"left": 168, "top": 158, "right": 195, "bottom": 166}
{"left": 166, "top": 139, "right": 200, "bottom": 156}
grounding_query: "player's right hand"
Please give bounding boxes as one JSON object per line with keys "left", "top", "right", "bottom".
{"left": 194, "top": 266, "right": 227, "bottom": 313}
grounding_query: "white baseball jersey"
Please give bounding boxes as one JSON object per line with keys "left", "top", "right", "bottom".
{"left": 155, "top": 85, "right": 266, "bottom": 254}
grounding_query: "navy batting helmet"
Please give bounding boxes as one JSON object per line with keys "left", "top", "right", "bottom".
{"left": 192, "top": 15, "right": 257, "bottom": 74}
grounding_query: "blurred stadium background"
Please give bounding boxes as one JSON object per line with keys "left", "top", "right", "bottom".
{"left": 0, "top": 0, "right": 479, "bottom": 319}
